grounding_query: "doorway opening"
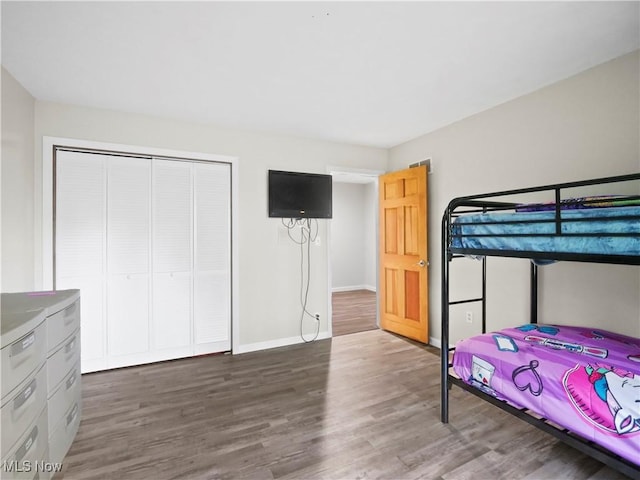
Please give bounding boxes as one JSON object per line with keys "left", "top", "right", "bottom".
{"left": 327, "top": 167, "right": 383, "bottom": 337}
{"left": 332, "top": 289, "right": 377, "bottom": 336}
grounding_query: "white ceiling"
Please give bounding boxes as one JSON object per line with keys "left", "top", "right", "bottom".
{"left": 2, "top": 1, "right": 639, "bottom": 149}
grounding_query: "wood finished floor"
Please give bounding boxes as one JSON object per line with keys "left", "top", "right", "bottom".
{"left": 59, "top": 330, "right": 631, "bottom": 480}
{"left": 331, "top": 290, "right": 377, "bottom": 337}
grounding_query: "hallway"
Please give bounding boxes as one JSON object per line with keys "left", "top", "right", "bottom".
{"left": 331, "top": 289, "right": 377, "bottom": 336}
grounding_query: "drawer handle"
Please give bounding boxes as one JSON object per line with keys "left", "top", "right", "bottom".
{"left": 63, "top": 302, "right": 78, "bottom": 325}
{"left": 67, "top": 403, "right": 79, "bottom": 427}
{"left": 11, "top": 332, "right": 36, "bottom": 357}
{"left": 65, "top": 336, "right": 77, "bottom": 355}
{"left": 13, "top": 378, "right": 37, "bottom": 412}
{"left": 14, "top": 425, "right": 38, "bottom": 463}
{"left": 66, "top": 370, "right": 78, "bottom": 390}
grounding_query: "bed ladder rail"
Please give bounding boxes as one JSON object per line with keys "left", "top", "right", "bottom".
{"left": 441, "top": 222, "right": 539, "bottom": 424}
{"left": 444, "top": 256, "right": 488, "bottom": 333}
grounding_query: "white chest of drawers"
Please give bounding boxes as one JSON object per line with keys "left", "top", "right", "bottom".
{"left": 1, "top": 290, "right": 81, "bottom": 479}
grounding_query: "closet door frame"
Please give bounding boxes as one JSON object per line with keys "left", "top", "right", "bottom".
{"left": 40, "top": 136, "right": 240, "bottom": 355}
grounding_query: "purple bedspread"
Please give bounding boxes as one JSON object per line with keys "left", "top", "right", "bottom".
{"left": 452, "top": 324, "right": 640, "bottom": 464}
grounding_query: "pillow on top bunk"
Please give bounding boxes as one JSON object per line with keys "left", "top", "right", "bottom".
{"left": 516, "top": 195, "right": 640, "bottom": 213}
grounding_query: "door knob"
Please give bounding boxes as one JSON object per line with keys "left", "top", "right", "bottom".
{"left": 417, "top": 259, "right": 427, "bottom": 267}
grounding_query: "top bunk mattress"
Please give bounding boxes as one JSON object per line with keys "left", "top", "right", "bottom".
{"left": 450, "top": 206, "right": 640, "bottom": 259}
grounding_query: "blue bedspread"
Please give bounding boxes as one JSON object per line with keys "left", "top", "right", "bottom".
{"left": 451, "top": 206, "right": 640, "bottom": 256}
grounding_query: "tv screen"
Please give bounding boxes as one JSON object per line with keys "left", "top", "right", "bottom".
{"left": 268, "top": 170, "right": 332, "bottom": 218}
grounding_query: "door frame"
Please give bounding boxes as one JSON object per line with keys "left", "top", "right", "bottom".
{"left": 40, "top": 136, "right": 240, "bottom": 352}
{"left": 326, "top": 166, "right": 385, "bottom": 337}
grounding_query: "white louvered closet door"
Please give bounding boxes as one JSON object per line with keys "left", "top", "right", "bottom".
{"left": 106, "top": 156, "right": 151, "bottom": 359}
{"left": 152, "top": 160, "right": 193, "bottom": 353}
{"left": 194, "top": 162, "right": 231, "bottom": 353}
{"left": 56, "top": 149, "right": 231, "bottom": 372}
{"left": 56, "top": 151, "right": 107, "bottom": 372}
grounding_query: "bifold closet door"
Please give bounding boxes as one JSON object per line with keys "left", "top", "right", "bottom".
{"left": 57, "top": 152, "right": 152, "bottom": 371}
{"left": 106, "top": 157, "right": 151, "bottom": 359}
{"left": 151, "top": 159, "right": 231, "bottom": 354}
{"left": 194, "top": 162, "right": 231, "bottom": 353}
{"left": 56, "top": 150, "right": 232, "bottom": 372}
{"left": 56, "top": 151, "right": 107, "bottom": 372}
{"left": 152, "top": 160, "right": 192, "bottom": 354}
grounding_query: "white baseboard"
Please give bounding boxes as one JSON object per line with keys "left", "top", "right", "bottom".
{"left": 332, "top": 285, "right": 376, "bottom": 293}
{"left": 235, "top": 331, "right": 331, "bottom": 354}
{"left": 429, "top": 337, "right": 455, "bottom": 350}
{"left": 81, "top": 345, "right": 228, "bottom": 373}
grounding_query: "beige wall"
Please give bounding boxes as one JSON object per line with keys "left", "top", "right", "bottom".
{"left": 390, "top": 50, "right": 640, "bottom": 342}
{"left": 1, "top": 67, "right": 35, "bottom": 292}
{"left": 331, "top": 182, "right": 377, "bottom": 291}
{"left": 3, "top": 50, "right": 638, "bottom": 352}
{"left": 31, "top": 102, "right": 388, "bottom": 350}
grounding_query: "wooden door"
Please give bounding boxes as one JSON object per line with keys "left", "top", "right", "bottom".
{"left": 379, "top": 165, "right": 428, "bottom": 343}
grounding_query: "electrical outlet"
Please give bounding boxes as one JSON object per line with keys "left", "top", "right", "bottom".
{"left": 465, "top": 311, "right": 473, "bottom": 323}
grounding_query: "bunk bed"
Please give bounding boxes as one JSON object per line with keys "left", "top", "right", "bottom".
{"left": 440, "top": 173, "right": 640, "bottom": 479}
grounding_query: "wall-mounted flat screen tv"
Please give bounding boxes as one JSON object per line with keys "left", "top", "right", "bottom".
{"left": 268, "top": 170, "right": 332, "bottom": 218}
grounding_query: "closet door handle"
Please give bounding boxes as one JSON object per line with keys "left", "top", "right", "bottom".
{"left": 417, "top": 259, "right": 427, "bottom": 267}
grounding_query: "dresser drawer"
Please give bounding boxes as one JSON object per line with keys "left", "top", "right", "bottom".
{"left": 47, "top": 362, "right": 80, "bottom": 433}
{"left": 46, "top": 299, "right": 80, "bottom": 355}
{"left": 1, "top": 364, "right": 48, "bottom": 455}
{"left": 1, "top": 323, "right": 47, "bottom": 400}
{"left": 49, "top": 400, "right": 81, "bottom": 465}
{"left": 0, "top": 449, "right": 52, "bottom": 480}
{"left": 46, "top": 330, "right": 80, "bottom": 395}
{"left": 1, "top": 407, "right": 48, "bottom": 473}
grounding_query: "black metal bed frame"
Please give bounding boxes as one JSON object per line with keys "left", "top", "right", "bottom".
{"left": 440, "top": 172, "right": 640, "bottom": 479}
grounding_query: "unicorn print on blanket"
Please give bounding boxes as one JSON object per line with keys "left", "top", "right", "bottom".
{"left": 564, "top": 363, "right": 640, "bottom": 436}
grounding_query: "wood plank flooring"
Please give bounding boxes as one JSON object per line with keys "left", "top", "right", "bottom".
{"left": 331, "top": 289, "right": 377, "bottom": 337}
{"left": 57, "top": 330, "right": 631, "bottom": 480}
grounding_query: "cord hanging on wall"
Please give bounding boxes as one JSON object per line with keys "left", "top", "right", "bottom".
{"left": 281, "top": 218, "right": 320, "bottom": 342}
